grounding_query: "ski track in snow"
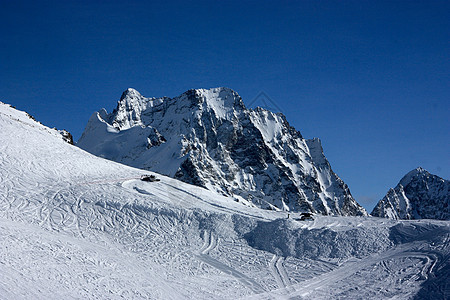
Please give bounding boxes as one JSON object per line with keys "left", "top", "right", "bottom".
{"left": 247, "top": 240, "right": 447, "bottom": 299}
{"left": 195, "top": 230, "right": 266, "bottom": 294}
{"left": 268, "top": 255, "right": 284, "bottom": 290}
{"left": 268, "top": 255, "right": 294, "bottom": 297}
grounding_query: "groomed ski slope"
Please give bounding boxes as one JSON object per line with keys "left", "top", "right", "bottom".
{"left": 0, "top": 102, "right": 449, "bottom": 299}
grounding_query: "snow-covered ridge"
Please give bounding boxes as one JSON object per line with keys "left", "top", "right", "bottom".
{"left": 371, "top": 167, "right": 450, "bottom": 220}
{"left": 78, "top": 87, "right": 367, "bottom": 216}
{"left": 0, "top": 101, "right": 73, "bottom": 144}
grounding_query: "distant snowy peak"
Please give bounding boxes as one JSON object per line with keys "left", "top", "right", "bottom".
{"left": 371, "top": 167, "right": 449, "bottom": 220}
{"left": 78, "top": 87, "right": 367, "bottom": 216}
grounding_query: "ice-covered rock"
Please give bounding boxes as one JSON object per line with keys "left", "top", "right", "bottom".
{"left": 371, "top": 168, "right": 449, "bottom": 220}
{"left": 78, "top": 87, "right": 367, "bottom": 216}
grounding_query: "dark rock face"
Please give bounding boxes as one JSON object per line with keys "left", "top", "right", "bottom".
{"left": 59, "top": 130, "right": 74, "bottom": 145}
{"left": 78, "top": 87, "right": 367, "bottom": 216}
{"left": 371, "top": 168, "right": 450, "bottom": 220}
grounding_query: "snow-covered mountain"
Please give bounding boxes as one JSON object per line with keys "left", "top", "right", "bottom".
{"left": 371, "top": 167, "right": 450, "bottom": 220}
{"left": 1, "top": 102, "right": 450, "bottom": 299}
{"left": 78, "top": 87, "right": 367, "bottom": 216}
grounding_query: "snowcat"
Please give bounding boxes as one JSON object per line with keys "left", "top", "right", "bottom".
{"left": 299, "top": 212, "right": 314, "bottom": 221}
{"left": 140, "top": 175, "right": 160, "bottom": 182}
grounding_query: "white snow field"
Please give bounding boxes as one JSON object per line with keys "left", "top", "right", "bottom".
{"left": 0, "top": 102, "right": 449, "bottom": 299}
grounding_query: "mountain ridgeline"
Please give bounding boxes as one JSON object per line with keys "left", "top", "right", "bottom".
{"left": 371, "top": 168, "right": 449, "bottom": 220}
{"left": 78, "top": 87, "right": 367, "bottom": 216}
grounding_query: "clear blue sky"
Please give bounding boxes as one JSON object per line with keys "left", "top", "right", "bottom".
{"left": 1, "top": 0, "right": 449, "bottom": 211}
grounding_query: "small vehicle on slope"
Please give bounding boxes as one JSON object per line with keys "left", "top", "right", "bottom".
{"left": 140, "top": 174, "right": 160, "bottom": 182}
{"left": 299, "top": 212, "right": 314, "bottom": 221}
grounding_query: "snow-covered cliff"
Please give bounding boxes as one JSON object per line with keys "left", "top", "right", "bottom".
{"left": 78, "top": 87, "right": 367, "bottom": 216}
{"left": 371, "top": 167, "right": 449, "bottom": 220}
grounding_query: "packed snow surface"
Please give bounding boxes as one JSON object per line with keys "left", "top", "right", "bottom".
{"left": 1, "top": 102, "right": 449, "bottom": 299}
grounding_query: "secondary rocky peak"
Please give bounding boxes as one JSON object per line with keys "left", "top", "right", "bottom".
{"left": 372, "top": 168, "right": 449, "bottom": 220}
{"left": 112, "top": 88, "right": 158, "bottom": 130}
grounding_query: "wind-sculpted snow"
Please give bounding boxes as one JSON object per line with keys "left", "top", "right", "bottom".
{"left": 1, "top": 102, "right": 449, "bottom": 299}
{"left": 243, "top": 218, "right": 393, "bottom": 259}
{"left": 78, "top": 87, "right": 367, "bottom": 216}
{"left": 372, "top": 168, "right": 450, "bottom": 220}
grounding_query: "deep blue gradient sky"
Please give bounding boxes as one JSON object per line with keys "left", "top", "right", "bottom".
{"left": 1, "top": 0, "right": 449, "bottom": 211}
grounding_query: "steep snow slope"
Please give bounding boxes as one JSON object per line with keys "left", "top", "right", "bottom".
{"left": 372, "top": 168, "right": 450, "bottom": 220}
{"left": 78, "top": 87, "right": 367, "bottom": 216}
{"left": 1, "top": 102, "right": 449, "bottom": 299}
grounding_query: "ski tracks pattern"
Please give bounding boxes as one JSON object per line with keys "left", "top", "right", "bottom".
{"left": 196, "top": 230, "right": 265, "bottom": 294}
{"left": 269, "top": 255, "right": 294, "bottom": 293}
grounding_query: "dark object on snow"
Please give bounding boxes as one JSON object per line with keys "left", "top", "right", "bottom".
{"left": 59, "top": 130, "right": 74, "bottom": 145}
{"left": 299, "top": 212, "right": 314, "bottom": 221}
{"left": 141, "top": 175, "right": 160, "bottom": 182}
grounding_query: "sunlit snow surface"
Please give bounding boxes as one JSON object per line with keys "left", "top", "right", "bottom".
{"left": 0, "top": 102, "right": 449, "bottom": 299}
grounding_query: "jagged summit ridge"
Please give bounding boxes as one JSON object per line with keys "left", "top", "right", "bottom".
{"left": 371, "top": 167, "right": 449, "bottom": 220}
{"left": 78, "top": 87, "right": 367, "bottom": 216}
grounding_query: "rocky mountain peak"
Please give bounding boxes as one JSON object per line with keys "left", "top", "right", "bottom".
{"left": 399, "top": 167, "right": 429, "bottom": 187}
{"left": 120, "top": 87, "right": 142, "bottom": 99}
{"left": 181, "top": 87, "right": 246, "bottom": 119}
{"left": 78, "top": 87, "right": 367, "bottom": 216}
{"left": 371, "top": 168, "right": 449, "bottom": 220}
